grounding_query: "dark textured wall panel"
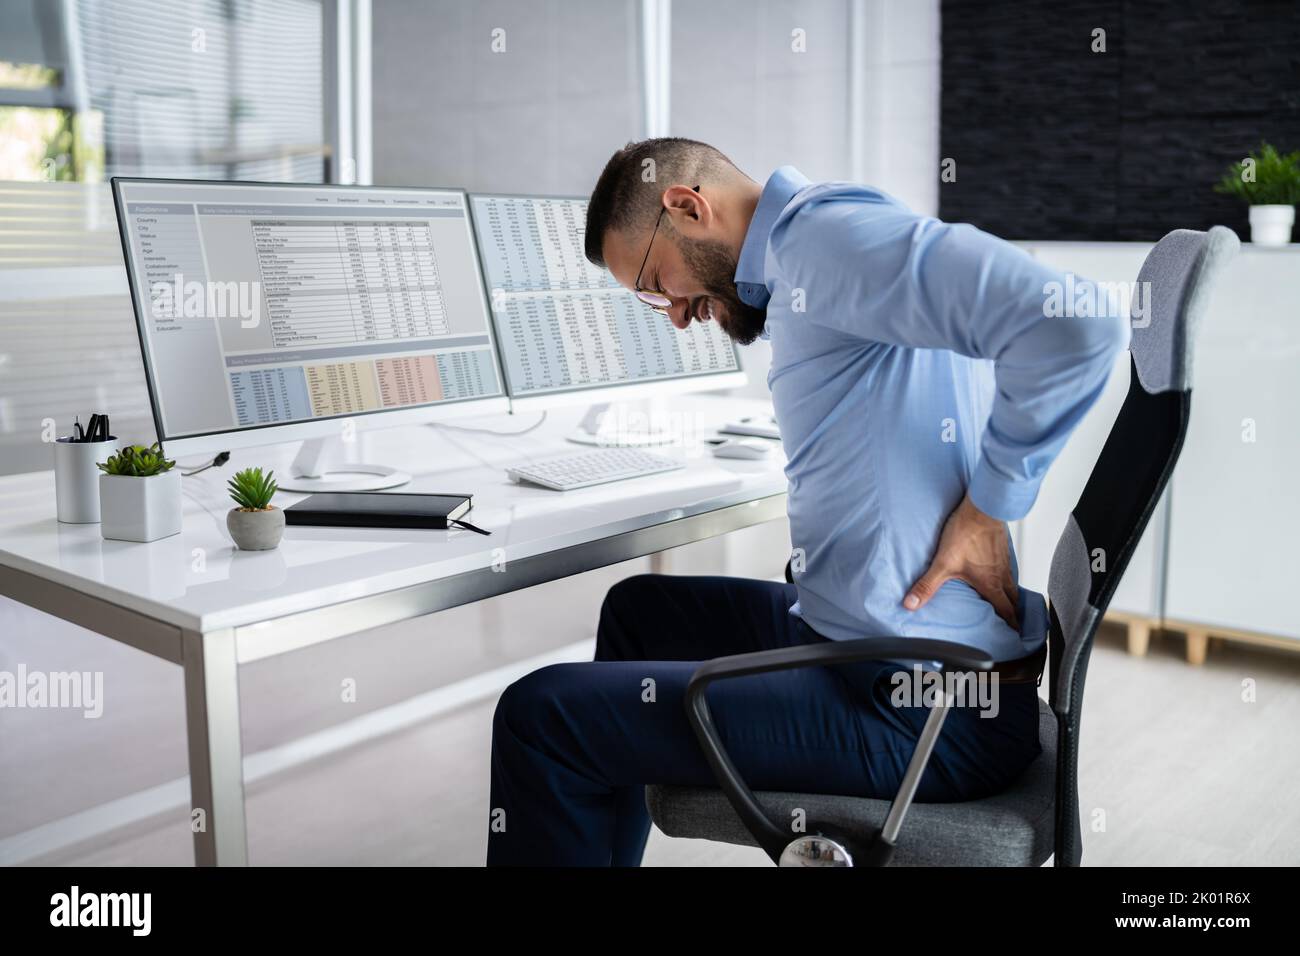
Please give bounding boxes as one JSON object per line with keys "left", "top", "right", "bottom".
{"left": 939, "top": 0, "right": 1300, "bottom": 240}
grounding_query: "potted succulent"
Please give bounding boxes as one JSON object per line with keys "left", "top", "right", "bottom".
{"left": 1215, "top": 142, "right": 1300, "bottom": 247}
{"left": 97, "top": 442, "right": 181, "bottom": 542}
{"left": 226, "top": 466, "right": 284, "bottom": 551}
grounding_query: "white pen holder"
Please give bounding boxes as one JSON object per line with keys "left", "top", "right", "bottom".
{"left": 54, "top": 436, "right": 118, "bottom": 523}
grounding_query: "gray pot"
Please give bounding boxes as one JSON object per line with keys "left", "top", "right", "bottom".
{"left": 226, "top": 506, "right": 285, "bottom": 550}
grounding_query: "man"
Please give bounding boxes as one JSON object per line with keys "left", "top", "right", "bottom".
{"left": 486, "top": 138, "right": 1128, "bottom": 866}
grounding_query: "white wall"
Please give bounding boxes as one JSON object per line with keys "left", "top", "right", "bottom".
{"left": 371, "top": 0, "right": 643, "bottom": 194}
{"left": 853, "top": 0, "right": 941, "bottom": 217}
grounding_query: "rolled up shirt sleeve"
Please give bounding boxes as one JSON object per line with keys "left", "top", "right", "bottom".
{"left": 770, "top": 195, "right": 1131, "bottom": 521}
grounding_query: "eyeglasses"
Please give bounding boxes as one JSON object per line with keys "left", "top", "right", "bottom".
{"left": 633, "top": 185, "right": 699, "bottom": 314}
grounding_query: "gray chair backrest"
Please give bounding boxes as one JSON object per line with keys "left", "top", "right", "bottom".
{"left": 1043, "top": 226, "right": 1239, "bottom": 866}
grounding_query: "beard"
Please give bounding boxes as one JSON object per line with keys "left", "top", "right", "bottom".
{"left": 674, "top": 234, "right": 768, "bottom": 346}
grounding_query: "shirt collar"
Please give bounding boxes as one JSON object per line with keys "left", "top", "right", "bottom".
{"left": 734, "top": 165, "right": 810, "bottom": 311}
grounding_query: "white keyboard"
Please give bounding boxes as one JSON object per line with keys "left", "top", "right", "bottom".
{"left": 505, "top": 448, "right": 685, "bottom": 491}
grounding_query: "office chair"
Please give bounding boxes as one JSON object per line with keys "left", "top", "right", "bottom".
{"left": 646, "top": 227, "right": 1240, "bottom": 866}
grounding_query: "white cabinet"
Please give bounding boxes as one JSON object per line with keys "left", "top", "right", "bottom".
{"left": 1163, "top": 248, "right": 1300, "bottom": 640}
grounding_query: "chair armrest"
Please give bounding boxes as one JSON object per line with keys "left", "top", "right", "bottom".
{"left": 684, "top": 636, "right": 993, "bottom": 864}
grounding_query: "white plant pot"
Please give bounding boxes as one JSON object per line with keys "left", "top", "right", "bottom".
{"left": 1249, "top": 204, "right": 1295, "bottom": 247}
{"left": 99, "top": 471, "right": 183, "bottom": 542}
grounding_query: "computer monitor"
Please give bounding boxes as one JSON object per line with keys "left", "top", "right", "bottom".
{"left": 113, "top": 178, "right": 509, "bottom": 490}
{"left": 468, "top": 193, "right": 746, "bottom": 442}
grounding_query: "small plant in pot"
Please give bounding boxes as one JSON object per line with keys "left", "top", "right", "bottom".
{"left": 1214, "top": 142, "right": 1300, "bottom": 247}
{"left": 97, "top": 442, "right": 181, "bottom": 542}
{"left": 226, "top": 467, "right": 284, "bottom": 551}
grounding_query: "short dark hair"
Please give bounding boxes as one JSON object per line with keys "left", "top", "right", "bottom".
{"left": 584, "top": 137, "right": 742, "bottom": 267}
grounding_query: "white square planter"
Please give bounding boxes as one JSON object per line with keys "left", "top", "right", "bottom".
{"left": 99, "top": 471, "right": 183, "bottom": 542}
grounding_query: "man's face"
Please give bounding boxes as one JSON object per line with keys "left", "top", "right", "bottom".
{"left": 601, "top": 191, "right": 767, "bottom": 346}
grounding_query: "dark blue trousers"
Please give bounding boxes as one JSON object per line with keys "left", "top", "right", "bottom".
{"left": 486, "top": 574, "right": 1042, "bottom": 866}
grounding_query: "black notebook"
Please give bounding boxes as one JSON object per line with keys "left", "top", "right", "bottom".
{"left": 283, "top": 492, "right": 487, "bottom": 533}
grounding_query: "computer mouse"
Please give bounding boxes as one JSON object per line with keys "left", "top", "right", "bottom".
{"left": 710, "top": 438, "right": 773, "bottom": 460}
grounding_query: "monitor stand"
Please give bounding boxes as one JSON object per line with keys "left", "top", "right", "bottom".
{"left": 567, "top": 402, "right": 676, "bottom": 447}
{"left": 277, "top": 436, "right": 411, "bottom": 493}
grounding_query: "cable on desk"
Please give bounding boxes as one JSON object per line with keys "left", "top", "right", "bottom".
{"left": 430, "top": 411, "right": 547, "bottom": 436}
{"left": 180, "top": 451, "right": 231, "bottom": 476}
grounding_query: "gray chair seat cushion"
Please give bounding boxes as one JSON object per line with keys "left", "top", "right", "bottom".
{"left": 645, "top": 697, "right": 1058, "bottom": 866}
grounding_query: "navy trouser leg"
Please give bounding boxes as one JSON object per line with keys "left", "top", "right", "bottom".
{"left": 593, "top": 573, "right": 818, "bottom": 865}
{"left": 485, "top": 573, "right": 1041, "bottom": 866}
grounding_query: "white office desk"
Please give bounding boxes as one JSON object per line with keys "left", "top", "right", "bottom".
{"left": 0, "top": 395, "right": 787, "bottom": 865}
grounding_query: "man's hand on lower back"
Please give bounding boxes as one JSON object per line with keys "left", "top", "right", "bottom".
{"left": 903, "top": 494, "right": 1020, "bottom": 631}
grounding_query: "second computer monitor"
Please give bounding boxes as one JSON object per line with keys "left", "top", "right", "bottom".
{"left": 469, "top": 194, "right": 745, "bottom": 410}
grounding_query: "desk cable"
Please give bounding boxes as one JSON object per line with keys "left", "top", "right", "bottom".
{"left": 179, "top": 451, "right": 231, "bottom": 476}
{"left": 430, "top": 411, "right": 547, "bottom": 436}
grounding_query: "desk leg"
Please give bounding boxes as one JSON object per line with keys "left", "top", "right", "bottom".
{"left": 182, "top": 628, "right": 248, "bottom": 866}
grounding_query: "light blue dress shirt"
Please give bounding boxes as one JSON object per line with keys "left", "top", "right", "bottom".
{"left": 735, "top": 167, "right": 1130, "bottom": 662}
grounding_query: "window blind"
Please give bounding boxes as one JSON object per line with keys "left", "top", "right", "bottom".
{"left": 0, "top": 0, "right": 325, "bottom": 476}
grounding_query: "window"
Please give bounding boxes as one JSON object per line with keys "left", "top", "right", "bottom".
{"left": 0, "top": 0, "right": 327, "bottom": 474}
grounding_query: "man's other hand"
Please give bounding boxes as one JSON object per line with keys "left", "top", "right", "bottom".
{"left": 903, "top": 494, "right": 1020, "bottom": 630}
